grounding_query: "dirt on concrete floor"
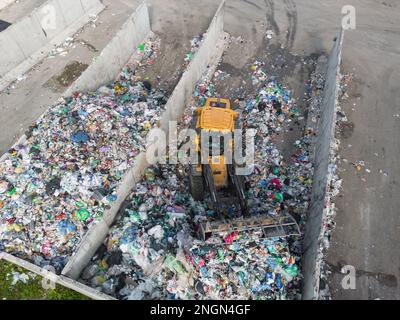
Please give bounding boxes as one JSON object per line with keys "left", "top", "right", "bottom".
{"left": 44, "top": 61, "right": 89, "bottom": 92}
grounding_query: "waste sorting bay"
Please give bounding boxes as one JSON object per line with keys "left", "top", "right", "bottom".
{"left": 0, "top": 40, "right": 168, "bottom": 272}
{"left": 80, "top": 59, "right": 318, "bottom": 300}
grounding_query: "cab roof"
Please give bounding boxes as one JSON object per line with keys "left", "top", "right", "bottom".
{"left": 198, "top": 98, "right": 237, "bottom": 131}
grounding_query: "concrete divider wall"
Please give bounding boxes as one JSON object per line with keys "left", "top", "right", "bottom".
{"left": 0, "top": 0, "right": 105, "bottom": 91}
{"left": 65, "top": 2, "right": 151, "bottom": 95}
{"left": 0, "top": 2, "right": 148, "bottom": 164}
{"left": 0, "top": 252, "right": 115, "bottom": 300}
{"left": 62, "top": 0, "right": 227, "bottom": 280}
{"left": 302, "top": 29, "right": 344, "bottom": 300}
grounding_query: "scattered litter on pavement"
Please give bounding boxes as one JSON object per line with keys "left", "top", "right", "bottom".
{"left": 47, "top": 12, "right": 100, "bottom": 59}
{"left": 135, "top": 37, "right": 161, "bottom": 67}
{"left": 352, "top": 160, "right": 365, "bottom": 172}
{"left": 379, "top": 169, "right": 389, "bottom": 177}
{"left": 266, "top": 30, "right": 274, "bottom": 40}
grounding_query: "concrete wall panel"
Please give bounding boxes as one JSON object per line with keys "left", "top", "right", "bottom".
{"left": 0, "top": 0, "right": 14, "bottom": 11}
{"left": 33, "top": 0, "right": 67, "bottom": 40}
{"left": 8, "top": 14, "right": 48, "bottom": 57}
{"left": 80, "top": 0, "right": 103, "bottom": 13}
{"left": 0, "top": 32, "right": 26, "bottom": 75}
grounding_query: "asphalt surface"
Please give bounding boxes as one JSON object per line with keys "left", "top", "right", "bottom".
{"left": 0, "top": 0, "right": 399, "bottom": 299}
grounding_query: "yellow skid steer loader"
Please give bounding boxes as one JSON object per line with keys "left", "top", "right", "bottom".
{"left": 188, "top": 98, "right": 300, "bottom": 242}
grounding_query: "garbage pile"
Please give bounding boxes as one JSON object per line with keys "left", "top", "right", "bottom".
{"left": 319, "top": 73, "right": 350, "bottom": 299}
{"left": 184, "top": 35, "right": 203, "bottom": 64}
{"left": 0, "top": 40, "right": 167, "bottom": 271}
{"left": 82, "top": 62, "right": 315, "bottom": 300}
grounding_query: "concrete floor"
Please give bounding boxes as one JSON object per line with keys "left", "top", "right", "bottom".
{"left": 0, "top": 0, "right": 141, "bottom": 155}
{"left": 324, "top": 1, "right": 400, "bottom": 300}
{"left": 0, "top": 0, "right": 399, "bottom": 299}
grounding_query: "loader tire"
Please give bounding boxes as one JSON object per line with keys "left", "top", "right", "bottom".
{"left": 190, "top": 175, "right": 205, "bottom": 201}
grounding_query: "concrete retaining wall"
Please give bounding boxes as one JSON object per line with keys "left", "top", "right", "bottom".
{"left": 302, "top": 29, "right": 344, "bottom": 300}
{"left": 0, "top": 0, "right": 105, "bottom": 91}
{"left": 0, "top": 0, "right": 14, "bottom": 11}
{"left": 65, "top": 1, "right": 151, "bottom": 95}
{"left": 62, "top": 0, "right": 228, "bottom": 280}
{"left": 0, "top": 252, "right": 115, "bottom": 300}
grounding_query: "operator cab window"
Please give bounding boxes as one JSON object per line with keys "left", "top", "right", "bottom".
{"left": 210, "top": 101, "right": 227, "bottom": 108}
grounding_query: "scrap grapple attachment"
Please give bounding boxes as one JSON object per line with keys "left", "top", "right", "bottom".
{"left": 199, "top": 213, "right": 301, "bottom": 243}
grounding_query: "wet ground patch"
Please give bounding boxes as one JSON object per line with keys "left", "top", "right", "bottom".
{"left": 44, "top": 61, "right": 89, "bottom": 92}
